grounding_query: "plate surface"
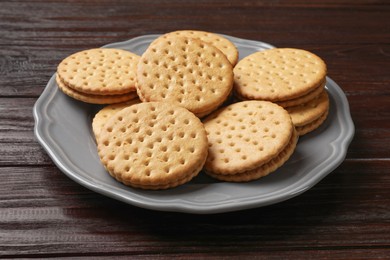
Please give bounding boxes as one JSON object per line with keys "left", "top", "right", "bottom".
{"left": 33, "top": 34, "right": 354, "bottom": 214}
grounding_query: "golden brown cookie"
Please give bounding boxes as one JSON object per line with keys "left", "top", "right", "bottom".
{"left": 97, "top": 102, "right": 209, "bottom": 190}
{"left": 56, "top": 74, "right": 138, "bottom": 104}
{"left": 207, "top": 129, "right": 298, "bottom": 182}
{"left": 234, "top": 48, "right": 327, "bottom": 102}
{"left": 136, "top": 36, "right": 234, "bottom": 117}
{"left": 154, "top": 30, "right": 239, "bottom": 66}
{"left": 234, "top": 81, "right": 325, "bottom": 108}
{"left": 92, "top": 98, "right": 141, "bottom": 140}
{"left": 203, "top": 100, "right": 296, "bottom": 180}
{"left": 275, "top": 79, "right": 325, "bottom": 108}
{"left": 57, "top": 48, "right": 140, "bottom": 95}
{"left": 295, "top": 109, "right": 329, "bottom": 136}
{"left": 287, "top": 90, "right": 330, "bottom": 135}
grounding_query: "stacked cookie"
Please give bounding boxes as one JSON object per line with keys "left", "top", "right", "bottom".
{"left": 203, "top": 101, "right": 298, "bottom": 182}
{"left": 234, "top": 48, "right": 329, "bottom": 135}
{"left": 56, "top": 48, "right": 139, "bottom": 104}
{"left": 92, "top": 98, "right": 141, "bottom": 140}
{"left": 55, "top": 30, "right": 331, "bottom": 190}
{"left": 96, "top": 102, "right": 208, "bottom": 190}
{"left": 151, "top": 30, "right": 239, "bottom": 66}
{"left": 136, "top": 33, "right": 235, "bottom": 117}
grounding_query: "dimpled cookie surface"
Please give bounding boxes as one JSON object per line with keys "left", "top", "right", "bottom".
{"left": 136, "top": 36, "right": 233, "bottom": 116}
{"left": 155, "top": 30, "right": 239, "bottom": 66}
{"left": 97, "top": 102, "right": 208, "bottom": 190}
{"left": 203, "top": 100, "right": 294, "bottom": 175}
{"left": 234, "top": 48, "right": 327, "bottom": 101}
{"left": 57, "top": 48, "right": 139, "bottom": 95}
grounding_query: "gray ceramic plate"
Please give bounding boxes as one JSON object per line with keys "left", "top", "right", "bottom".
{"left": 33, "top": 34, "right": 354, "bottom": 214}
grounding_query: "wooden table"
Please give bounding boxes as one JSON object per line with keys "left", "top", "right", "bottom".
{"left": 1, "top": 0, "right": 389, "bottom": 258}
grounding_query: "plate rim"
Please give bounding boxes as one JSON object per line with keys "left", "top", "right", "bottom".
{"left": 33, "top": 34, "right": 355, "bottom": 214}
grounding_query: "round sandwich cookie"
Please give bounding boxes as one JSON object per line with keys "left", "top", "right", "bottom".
{"left": 233, "top": 48, "right": 327, "bottom": 102}
{"left": 275, "top": 79, "right": 326, "bottom": 108}
{"left": 295, "top": 109, "right": 329, "bottom": 136}
{"left": 57, "top": 48, "right": 140, "bottom": 95}
{"left": 153, "top": 30, "right": 239, "bottom": 66}
{"left": 136, "top": 36, "right": 234, "bottom": 117}
{"left": 203, "top": 100, "right": 298, "bottom": 182}
{"left": 207, "top": 129, "right": 298, "bottom": 182}
{"left": 56, "top": 74, "right": 138, "bottom": 104}
{"left": 286, "top": 89, "right": 330, "bottom": 136}
{"left": 234, "top": 79, "right": 325, "bottom": 108}
{"left": 92, "top": 98, "right": 141, "bottom": 140}
{"left": 97, "top": 102, "right": 209, "bottom": 190}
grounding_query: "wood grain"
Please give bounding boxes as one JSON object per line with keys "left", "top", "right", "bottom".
{"left": 0, "top": 161, "right": 389, "bottom": 258}
{"left": 0, "top": 0, "right": 389, "bottom": 258}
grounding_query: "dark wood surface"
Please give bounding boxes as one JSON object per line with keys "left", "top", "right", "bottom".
{"left": 1, "top": 0, "right": 389, "bottom": 258}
